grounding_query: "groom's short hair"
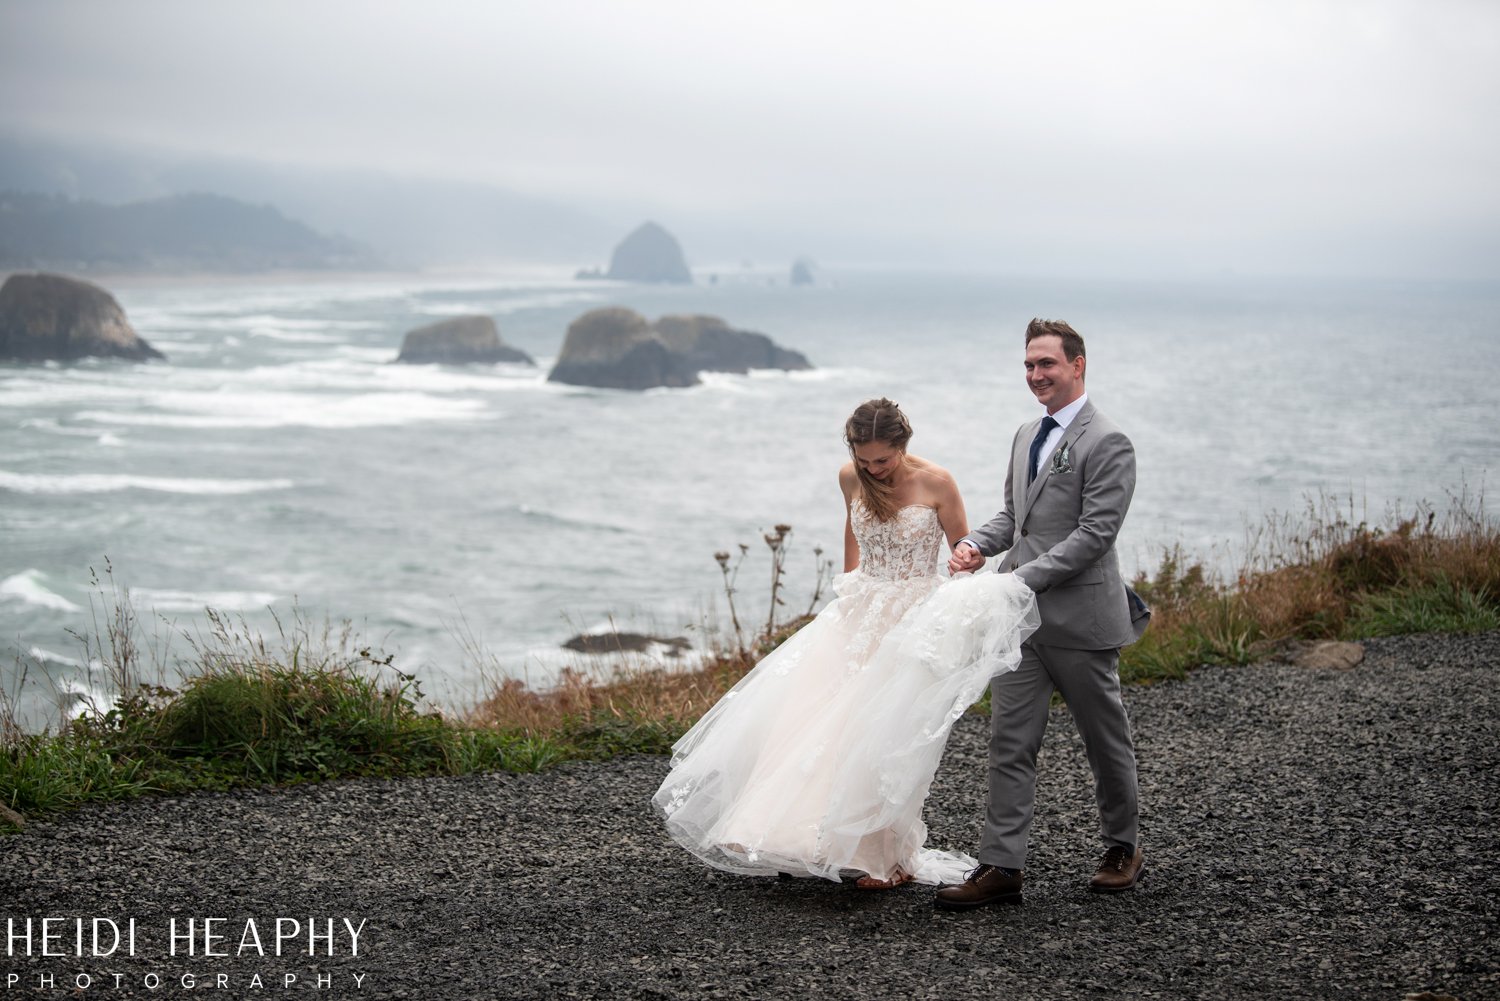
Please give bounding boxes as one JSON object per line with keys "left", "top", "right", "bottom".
{"left": 1025, "top": 318, "right": 1085, "bottom": 361}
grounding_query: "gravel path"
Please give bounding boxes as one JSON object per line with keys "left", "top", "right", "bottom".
{"left": 5, "top": 631, "right": 1498, "bottom": 1000}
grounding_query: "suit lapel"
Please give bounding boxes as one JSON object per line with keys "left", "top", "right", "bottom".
{"left": 1012, "top": 417, "right": 1040, "bottom": 526}
{"left": 1020, "top": 401, "right": 1096, "bottom": 524}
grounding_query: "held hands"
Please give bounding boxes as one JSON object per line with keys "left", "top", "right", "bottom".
{"left": 947, "top": 541, "right": 984, "bottom": 576}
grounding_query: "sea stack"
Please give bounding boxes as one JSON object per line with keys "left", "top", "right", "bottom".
{"left": 654, "top": 314, "right": 812, "bottom": 375}
{"left": 395, "top": 315, "right": 533, "bottom": 365}
{"left": 604, "top": 222, "right": 692, "bottom": 283}
{"left": 547, "top": 307, "right": 699, "bottom": 390}
{"left": 548, "top": 308, "right": 812, "bottom": 390}
{"left": 0, "top": 272, "right": 165, "bottom": 362}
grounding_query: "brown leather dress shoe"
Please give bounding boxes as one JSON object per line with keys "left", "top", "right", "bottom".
{"left": 933, "top": 864, "right": 1023, "bottom": 910}
{"left": 1088, "top": 845, "right": 1145, "bottom": 892}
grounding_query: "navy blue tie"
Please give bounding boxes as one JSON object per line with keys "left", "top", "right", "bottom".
{"left": 1028, "top": 415, "right": 1059, "bottom": 485}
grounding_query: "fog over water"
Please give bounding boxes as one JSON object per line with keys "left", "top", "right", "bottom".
{"left": 3, "top": 0, "right": 1498, "bottom": 277}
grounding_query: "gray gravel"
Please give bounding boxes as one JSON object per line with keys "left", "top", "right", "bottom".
{"left": 4, "top": 630, "right": 1498, "bottom": 1000}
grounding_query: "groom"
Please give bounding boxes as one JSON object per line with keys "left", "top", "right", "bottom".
{"left": 936, "top": 318, "right": 1148, "bottom": 909}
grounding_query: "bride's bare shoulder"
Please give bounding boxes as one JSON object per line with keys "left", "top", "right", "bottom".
{"left": 838, "top": 461, "right": 859, "bottom": 498}
{"left": 907, "top": 455, "right": 957, "bottom": 487}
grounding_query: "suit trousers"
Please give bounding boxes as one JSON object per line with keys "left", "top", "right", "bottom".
{"left": 978, "top": 640, "right": 1140, "bottom": 870}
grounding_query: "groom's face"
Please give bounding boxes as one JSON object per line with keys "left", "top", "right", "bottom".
{"left": 1025, "top": 335, "right": 1085, "bottom": 413}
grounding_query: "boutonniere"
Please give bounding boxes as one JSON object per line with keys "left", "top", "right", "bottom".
{"left": 1050, "top": 440, "right": 1074, "bottom": 475}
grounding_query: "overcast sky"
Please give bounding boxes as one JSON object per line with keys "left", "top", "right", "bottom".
{"left": 3, "top": 0, "right": 1498, "bottom": 277}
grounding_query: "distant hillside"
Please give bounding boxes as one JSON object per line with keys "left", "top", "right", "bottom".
{"left": 0, "top": 134, "right": 619, "bottom": 266}
{"left": 0, "top": 191, "right": 380, "bottom": 272}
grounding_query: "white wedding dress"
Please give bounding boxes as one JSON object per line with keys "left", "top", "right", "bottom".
{"left": 653, "top": 498, "right": 1040, "bottom": 885}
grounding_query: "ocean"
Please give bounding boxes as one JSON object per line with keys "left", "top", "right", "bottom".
{"left": 2, "top": 267, "right": 1496, "bottom": 727}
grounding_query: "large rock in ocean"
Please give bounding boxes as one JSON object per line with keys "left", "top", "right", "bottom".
{"left": 0, "top": 272, "right": 164, "bottom": 362}
{"left": 654, "top": 314, "right": 811, "bottom": 375}
{"left": 395, "top": 315, "right": 533, "bottom": 365}
{"left": 604, "top": 222, "right": 692, "bottom": 283}
{"left": 548, "top": 308, "right": 812, "bottom": 390}
{"left": 547, "top": 307, "right": 699, "bottom": 390}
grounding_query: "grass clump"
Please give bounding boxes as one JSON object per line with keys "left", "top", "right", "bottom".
{"left": 1122, "top": 489, "right": 1500, "bottom": 683}
{"left": 0, "top": 599, "right": 556, "bottom": 833}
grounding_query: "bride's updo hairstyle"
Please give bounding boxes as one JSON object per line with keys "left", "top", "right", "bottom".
{"left": 844, "top": 397, "right": 913, "bottom": 522}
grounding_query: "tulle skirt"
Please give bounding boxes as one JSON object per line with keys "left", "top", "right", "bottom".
{"left": 652, "top": 569, "right": 1039, "bottom": 885}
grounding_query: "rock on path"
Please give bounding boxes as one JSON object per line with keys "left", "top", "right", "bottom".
{"left": 4, "top": 631, "right": 1497, "bottom": 999}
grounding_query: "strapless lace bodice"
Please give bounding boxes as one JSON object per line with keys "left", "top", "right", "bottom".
{"left": 850, "top": 499, "right": 944, "bottom": 582}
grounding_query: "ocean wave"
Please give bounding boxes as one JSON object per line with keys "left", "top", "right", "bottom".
{"left": 504, "top": 504, "right": 630, "bottom": 534}
{"left": 75, "top": 390, "right": 491, "bottom": 429}
{"left": 131, "top": 588, "right": 279, "bottom": 613}
{"left": 0, "top": 471, "right": 294, "bottom": 495}
{"left": 142, "top": 340, "right": 215, "bottom": 354}
{"left": 247, "top": 326, "right": 345, "bottom": 344}
{"left": 0, "top": 570, "right": 82, "bottom": 612}
{"left": 242, "top": 358, "right": 542, "bottom": 394}
{"left": 674, "top": 368, "right": 847, "bottom": 396}
{"left": 20, "top": 418, "right": 127, "bottom": 447}
{"left": 750, "top": 367, "right": 841, "bottom": 382}
{"left": 54, "top": 676, "right": 117, "bottom": 719}
{"left": 27, "top": 646, "right": 88, "bottom": 669}
{"left": 418, "top": 290, "right": 603, "bottom": 318}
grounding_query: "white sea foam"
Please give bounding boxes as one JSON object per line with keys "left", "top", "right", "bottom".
{"left": 55, "top": 677, "right": 117, "bottom": 719}
{"left": 750, "top": 366, "right": 843, "bottom": 382}
{"left": 143, "top": 340, "right": 214, "bottom": 354}
{"left": 239, "top": 357, "right": 534, "bottom": 394}
{"left": 20, "top": 417, "right": 103, "bottom": 437}
{"left": 132, "top": 588, "right": 279, "bottom": 612}
{"left": 27, "top": 646, "right": 86, "bottom": 669}
{"left": 75, "top": 389, "right": 490, "bottom": 429}
{"left": 0, "top": 471, "right": 294, "bottom": 495}
{"left": 20, "top": 418, "right": 127, "bottom": 447}
{"left": 247, "top": 325, "right": 345, "bottom": 344}
{"left": 0, "top": 570, "right": 82, "bottom": 612}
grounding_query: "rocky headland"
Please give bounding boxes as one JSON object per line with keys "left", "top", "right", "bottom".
{"left": 0, "top": 272, "right": 165, "bottom": 362}
{"left": 547, "top": 307, "right": 812, "bottom": 390}
{"left": 395, "top": 315, "right": 533, "bottom": 365}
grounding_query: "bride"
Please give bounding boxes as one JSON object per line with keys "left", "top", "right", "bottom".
{"left": 652, "top": 398, "right": 1039, "bottom": 888}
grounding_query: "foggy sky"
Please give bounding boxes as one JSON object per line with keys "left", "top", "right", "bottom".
{"left": 3, "top": 0, "right": 1498, "bottom": 278}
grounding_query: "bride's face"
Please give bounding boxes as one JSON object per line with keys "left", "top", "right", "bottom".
{"left": 853, "top": 441, "right": 905, "bottom": 481}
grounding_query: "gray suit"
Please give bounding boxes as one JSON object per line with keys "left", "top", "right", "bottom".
{"left": 965, "top": 399, "right": 1145, "bottom": 869}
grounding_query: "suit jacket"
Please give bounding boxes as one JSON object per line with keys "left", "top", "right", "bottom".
{"left": 967, "top": 400, "right": 1146, "bottom": 650}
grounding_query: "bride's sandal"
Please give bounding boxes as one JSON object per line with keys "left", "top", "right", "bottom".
{"left": 855, "top": 868, "right": 914, "bottom": 890}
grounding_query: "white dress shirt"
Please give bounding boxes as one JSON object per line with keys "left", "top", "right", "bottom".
{"left": 1033, "top": 392, "right": 1089, "bottom": 476}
